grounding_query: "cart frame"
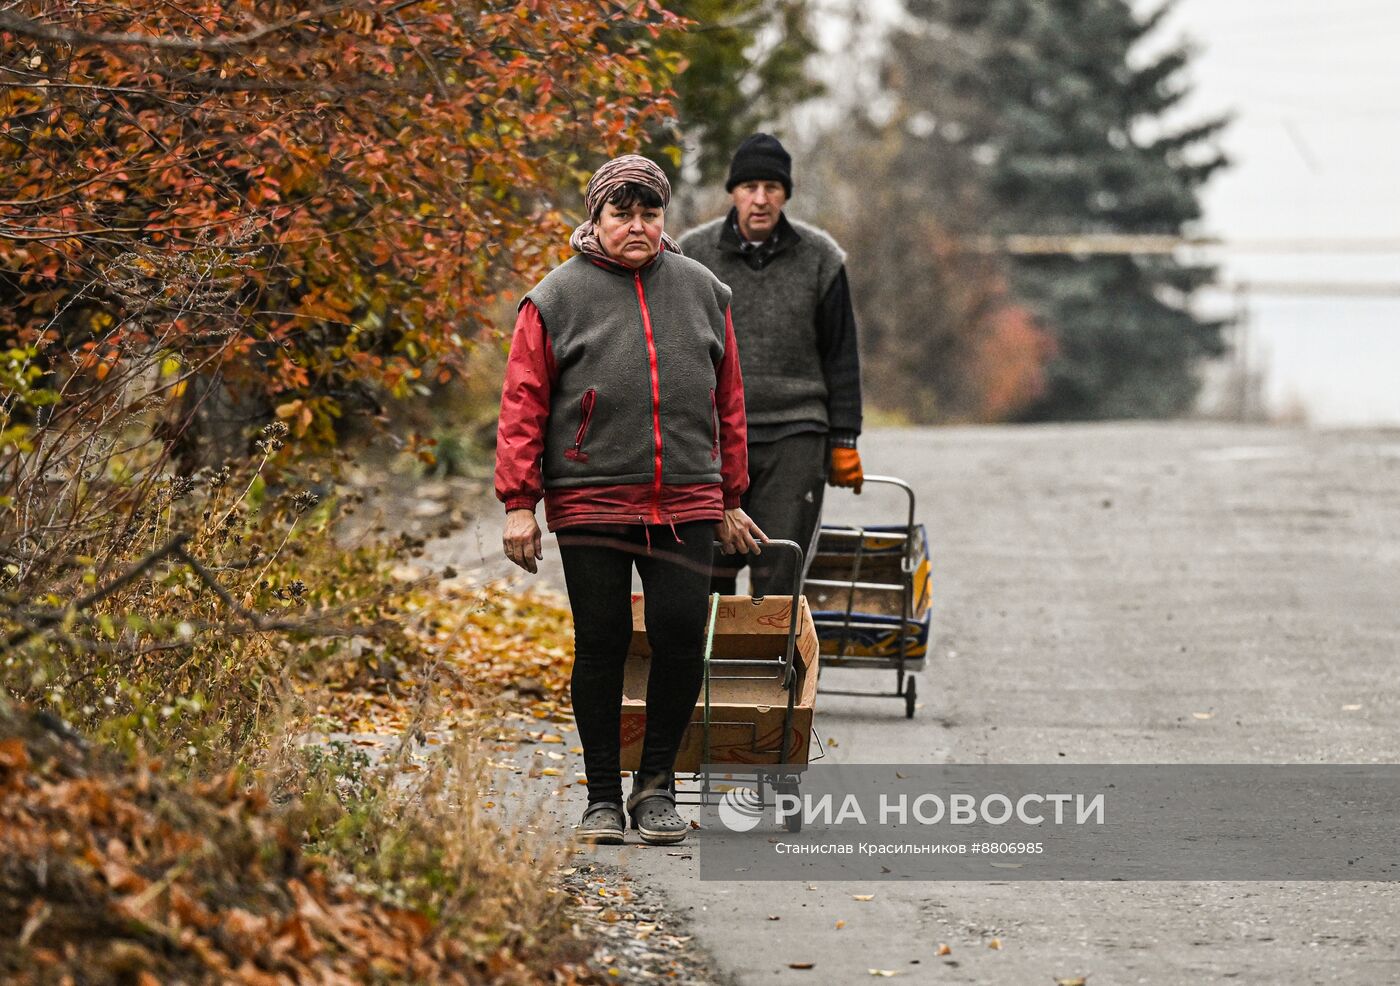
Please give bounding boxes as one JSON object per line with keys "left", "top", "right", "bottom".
{"left": 807, "top": 475, "right": 928, "bottom": 718}
{"left": 670, "top": 539, "right": 817, "bottom": 831}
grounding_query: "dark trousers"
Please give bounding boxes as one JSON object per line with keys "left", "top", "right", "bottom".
{"left": 558, "top": 521, "right": 714, "bottom": 806}
{"left": 710, "top": 431, "right": 827, "bottom": 598}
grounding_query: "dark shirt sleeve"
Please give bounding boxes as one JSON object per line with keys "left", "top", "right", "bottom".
{"left": 816, "top": 266, "right": 863, "bottom": 443}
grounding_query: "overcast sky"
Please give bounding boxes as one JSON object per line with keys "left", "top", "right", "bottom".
{"left": 1157, "top": 0, "right": 1400, "bottom": 424}
{"left": 1157, "top": 0, "right": 1400, "bottom": 241}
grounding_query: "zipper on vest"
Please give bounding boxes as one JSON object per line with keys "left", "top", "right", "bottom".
{"left": 564, "top": 388, "right": 596, "bottom": 462}
{"left": 634, "top": 270, "right": 664, "bottom": 524}
{"left": 709, "top": 387, "right": 720, "bottom": 461}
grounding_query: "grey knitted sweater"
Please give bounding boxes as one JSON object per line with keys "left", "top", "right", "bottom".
{"left": 679, "top": 213, "right": 860, "bottom": 440}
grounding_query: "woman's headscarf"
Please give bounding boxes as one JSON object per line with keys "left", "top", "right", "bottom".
{"left": 569, "top": 154, "right": 682, "bottom": 260}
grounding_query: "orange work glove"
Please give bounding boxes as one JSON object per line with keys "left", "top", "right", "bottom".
{"left": 829, "top": 446, "right": 864, "bottom": 493}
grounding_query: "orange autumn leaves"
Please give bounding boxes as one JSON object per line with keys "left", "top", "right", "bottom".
{"left": 1, "top": 1, "right": 682, "bottom": 442}
{"left": 0, "top": 708, "right": 596, "bottom": 984}
{"left": 1, "top": 720, "right": 435, "bottom": 981}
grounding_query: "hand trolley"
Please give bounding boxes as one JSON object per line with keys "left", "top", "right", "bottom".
{"left": 803, "top": 476, "right": 933, "bottom": 718}
{"left": 621, "top": 540, "right": 821, "bottom": 831}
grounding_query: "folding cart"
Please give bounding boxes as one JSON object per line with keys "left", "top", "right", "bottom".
{"left": 620, "top": 540, "right": 822, "bottom": 831}
{"left": 803, "top": 476, "right": 933, "bottom": 718}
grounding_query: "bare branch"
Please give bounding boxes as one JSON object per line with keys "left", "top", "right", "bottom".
{"left": 3, "top": 534, "right": 190, "bottom": 650}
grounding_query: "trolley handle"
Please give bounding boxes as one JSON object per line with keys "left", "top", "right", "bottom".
{"left": 712, "top": 536, "right": 805, "bottom": 683}
{"left": 748, "top": 537, "right": 804, "bottom": 683}
{"left": 831, "top": 474, "right": 919, "bottom": 574}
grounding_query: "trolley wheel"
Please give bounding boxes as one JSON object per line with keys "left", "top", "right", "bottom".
{"left": 904, "top": 675, "right": 918, "bottom": 719}
{"left": 777, "top": 782, "right": 802, "bottom": 833}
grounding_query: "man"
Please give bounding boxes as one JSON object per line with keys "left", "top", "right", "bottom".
{"left": 679, "top": 133, "right": 864, "bottom": 597}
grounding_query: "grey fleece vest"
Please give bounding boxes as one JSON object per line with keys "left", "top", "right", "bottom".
{"left": 523, "top": 252, "right": 732, "bottom": 490}
{"left": 679, "top": 217, "right": 845, "bottom": 428}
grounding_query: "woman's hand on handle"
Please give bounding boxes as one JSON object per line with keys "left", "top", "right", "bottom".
{"left": 503, "top": 509, "right": 543, "bottom": 573}
{"left": 716, "top": 507, "right": 766, "bottom": 556}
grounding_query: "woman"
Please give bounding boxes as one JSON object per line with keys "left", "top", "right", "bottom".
{"left": 495, "top": 154, "right": 765, "bottom": 845}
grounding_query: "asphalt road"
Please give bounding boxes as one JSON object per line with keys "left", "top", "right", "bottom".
{"left": 444, "top": 423, "right": 1400, "bottom": 985}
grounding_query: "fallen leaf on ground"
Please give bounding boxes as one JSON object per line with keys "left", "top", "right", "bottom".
{"left": 936, "top": 943, "right": 952, "bottom": 956}
{"left": 987, "top": 937, "right": 1001, "bottom": 949}
{"left": 788, "top": 962, "right": 815, "bottom": 970}
{"left": 1054, "top": 979, "right": 1087, "bottom": 986}
{"left": 852, "top": 894, "right": 874, "bottom": 901}
{"left": 835, "top": 919, "right": 846, "bottom": 929}
{"left": 1191, "top": 712, "right": 1214, "bottom": 720}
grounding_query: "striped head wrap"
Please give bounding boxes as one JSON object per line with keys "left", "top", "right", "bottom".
{"left": 569, "top": 154, "right": 682, "bottom": 260}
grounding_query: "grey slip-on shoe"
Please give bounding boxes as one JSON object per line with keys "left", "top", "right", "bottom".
{"left": 628, "top": 792, "right": 687, "bottom": 845}
{"left": 576, "top": 801, "right": 626, "bottom": 845}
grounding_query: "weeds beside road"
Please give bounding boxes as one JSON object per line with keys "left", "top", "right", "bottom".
{"left": 0, "top": 423, "right": 667, "bottom": 983}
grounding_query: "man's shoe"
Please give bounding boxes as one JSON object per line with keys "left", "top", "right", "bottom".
{"left": 628, "top": 793, "right": 687, "bottom": 845}
{"left": 576, "top": 802, "right": 625, "bottom": 845}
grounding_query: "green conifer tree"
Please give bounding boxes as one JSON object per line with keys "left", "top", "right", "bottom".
{"left": 651, "top": 1, "right": 823, "bottom": 185}
{"left": 894, "top": 0, "right": 1230, "bottom": 418}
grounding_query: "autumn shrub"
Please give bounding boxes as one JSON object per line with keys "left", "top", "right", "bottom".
{"left": 2, "top": 302, "right": 594, "bottom": 976}
{"left": 1, "top": 1, "right": 682, "bottom": 455}
{"left": 0, "top": 702, "right": 593, "bottom": 984}
{"left": 1, "top": 345, "right": 590, "bottom": 977}
{"left": 1, "top": 349, "right": 419, "bottom": 770}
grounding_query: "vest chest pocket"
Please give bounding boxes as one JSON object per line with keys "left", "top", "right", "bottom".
{"left": 564, "top": 388, "right": 597, "bottom": 462}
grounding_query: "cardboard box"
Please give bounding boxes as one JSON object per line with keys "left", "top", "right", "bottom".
{"left": 619, "top": 594, "right": 820, "bottom": 771}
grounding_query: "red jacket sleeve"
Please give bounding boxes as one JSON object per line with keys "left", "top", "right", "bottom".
{"left": 495, "top": 300, "right": 556, "bottom": 512}
{"left": 715, "top": 305, "right": 749, "bottom": 508}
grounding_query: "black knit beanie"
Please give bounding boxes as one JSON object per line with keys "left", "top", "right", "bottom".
{"left": 725, "top": 133, "right": 793, "bottom": 197}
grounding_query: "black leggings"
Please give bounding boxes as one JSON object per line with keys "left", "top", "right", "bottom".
{"left": 558, "top": 521, "right": 714, "bottom": 806}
